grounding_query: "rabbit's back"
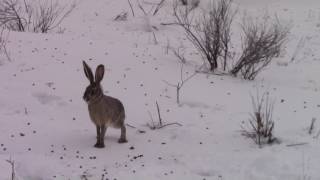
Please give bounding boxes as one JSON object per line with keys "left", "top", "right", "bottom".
{"left": 88, "top": 95, "right": 125, "bottom": 128}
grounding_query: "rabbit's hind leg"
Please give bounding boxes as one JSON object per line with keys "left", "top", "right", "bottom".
{"left": 118, "top": 125, "right": 128, "bottom": 143}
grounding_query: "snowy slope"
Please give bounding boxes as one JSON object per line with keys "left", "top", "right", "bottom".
{"left": 0, "top": 0, "right": 320, "bottom": 179}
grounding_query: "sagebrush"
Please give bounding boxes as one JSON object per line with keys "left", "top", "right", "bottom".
{"left": 241, "top": 91, "right": 277, "bottom": 147}
{"left": 173, "top": 0, "right": 235, "bottom": 72}
{"left": 0, "top": 0, "right": 76, "bottom": 33}
{"left": 230, "top": 17, "right": 290, "bottom": 80}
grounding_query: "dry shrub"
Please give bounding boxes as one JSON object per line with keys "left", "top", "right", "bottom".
{"left": 241, "top": 91, "right": 277, "bottom": 147}
{"left": 0, "top": 0, "right": 76, "bottom": 33}
{"left": 173, "top": 0, "right": 235, "bottom": 72}
{"left": 32, "top": 0, "right": 76, "bottom": 33}
{"left": 0, "top": 0, "right": 29, "bottom": 31}
{"left": 231, "top": 17, "right": 290, "bottom": 80}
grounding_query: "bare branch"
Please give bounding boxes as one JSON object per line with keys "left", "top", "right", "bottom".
{"left": 6, "top": 158, "right": 15, "bottom": 180}
{"left": 170, "top": 45, "right": 186, "bottom": 63}
{"left": 147, "top": 110, "right": 156, "bottom": 129}
{"left": 114, "top": 12, "right": 128, "bottom": 21}
{"left": 286, "top": 142, "right": 308, "bottom": 147}
{"left": 126, "top": 123, "right": 136, "bottom": 128}
{"left": 156, "top": 101, "right": 162, "bottom": 126}
{"left": 152, "top": 31, "right": 158, "bottom": 44}
{"left": 153, "top": 0, "right": 166, "bottom": 16}
{"left": 157, "top": 122, "right": 183, "bottom": 129}
{"left": 160, "top": 22, "right": 181, "bottom": 26}
{"left": 127, "top": 0, "right": 135, "bottom": 17}
{"left": 137, "top": 0, "right": 147, "bottom": 16}
{"left": 309, "top": 118, "right": 316, "bottom": 135}
{"left": 290, "top": 37, "right": 306, "bottom": 62}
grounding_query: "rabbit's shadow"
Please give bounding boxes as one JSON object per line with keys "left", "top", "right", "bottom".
{"left": 67, "top": 129, "right": 123, "bottom": 149}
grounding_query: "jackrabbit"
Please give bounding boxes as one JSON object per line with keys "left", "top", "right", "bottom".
{"left": 82, "top": 61, "right": 127, "bottom": 148}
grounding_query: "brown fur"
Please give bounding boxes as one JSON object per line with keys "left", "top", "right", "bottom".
{"left": 83, "top": 61, "right": 127, "bottom": 148}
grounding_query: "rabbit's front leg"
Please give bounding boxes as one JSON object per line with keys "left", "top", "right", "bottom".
{"left": 100, "top": 125, "right": 107, "bottom": 147}
{"left": 94, "top": 125, "right": 104, "bottom": 148}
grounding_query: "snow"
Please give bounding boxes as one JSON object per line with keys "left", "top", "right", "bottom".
{"left": 0, "top": 0, "right": 320, "bottom": 179}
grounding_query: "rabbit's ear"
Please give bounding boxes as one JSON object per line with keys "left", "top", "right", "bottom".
{"left": 95, "top": 64, "right": 105, "bottom": 84}
{"left": 83, "top": 61, "right": 94, "bottom": 84}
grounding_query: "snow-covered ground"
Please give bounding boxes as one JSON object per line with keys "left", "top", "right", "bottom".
{"left": 0, "top": 0, "right": 320, "bottom": 179}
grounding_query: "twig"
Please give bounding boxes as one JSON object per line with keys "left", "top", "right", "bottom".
{"left": 126, "top": 123, "right": 136, "bottom": 128}
{"left": 314, "top": 130, "right": 320, "bottom": 139}
{"left": 147, "top": 110, "right": 156, "bottom": 129}
{"left": 127, "top": 0, "right": 135, "bottom": 17}
{"left": 157, "top": 122, "right": 183, "bottom": 129}
{"left": 156, "top": 101, "right": 162, "bottom": 126}
{"left": 6, "top": 158, "right": 15, "bottom": 180}
{"left": 137, "top": 0, "right": 147, "bottom": 15}
{"left": 153, "top": 0, "right": 166, "bottom": 16}
{"left": 126, "top": 123, "right": 146, "bottom": 133}
{"left": 308, "top": 118, "right": 316, "bottom": 135}
{"left": 147, "top": 102, "right": 182, "bottom": 130}
{"left": 291, "top": 37, "right": 306, "bottom": 62}
{"left": 3, "top": 44, "right": 11, "bottom": 61}
{"left": 165, "top": 38, "right": 170, "bottom": 54}
{"left": 163, "top": 63, "right": 197, "bottom": 104}
{"left": 195, "top": 69, "right": 229, "bottom": 76}
{"left": 160, "top": 22, "right": 181, "bottom": 26}
{"left": 286, "top": 142, "right": 308, "bottom": 147}
{"left": 114, "top": 12, "right": 128, "bottom": 21}
{"left": 152, "top": 31, "right": 158, "bottom": 44}
{"left": 170, "top": 46, "right": 186, "bottom": 63}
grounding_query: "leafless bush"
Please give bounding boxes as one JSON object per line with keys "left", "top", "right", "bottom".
{"left": 241, "top": 91, "right": 277, "bottom": 147}
{"left": 32, "top": 0, "right": 76, "bottom": 33}
{"left": 0, "top": 0, "right": 76, "bottom": 33}
{"left": 0, "top": 0, "right": 29, "bottom": 31}
{"left": 230, "top": 17, "right": 290, "bottom": 80}
{"left": 173, "top": 0, "right": 235, "bottom": 72}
